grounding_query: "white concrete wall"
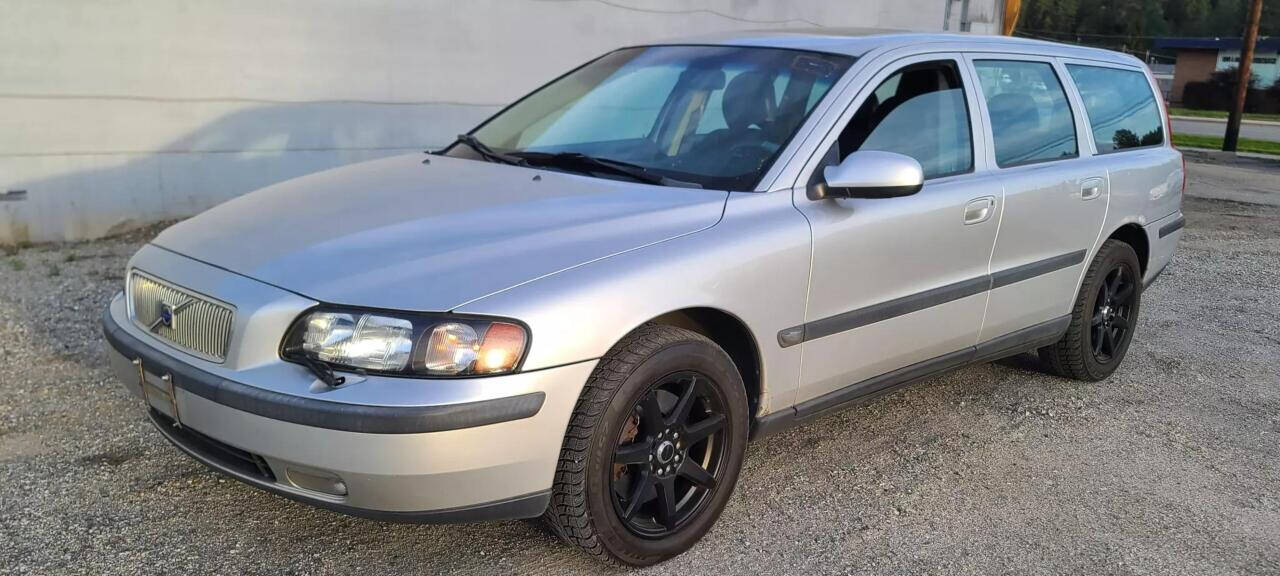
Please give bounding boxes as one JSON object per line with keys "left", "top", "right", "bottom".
{"left": 0, "top": 0, "right": 1002, "bottom": 244}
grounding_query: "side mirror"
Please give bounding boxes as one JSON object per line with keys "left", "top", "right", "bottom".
{"left": 808, "top": 150, "right": 924, "bottom": 201}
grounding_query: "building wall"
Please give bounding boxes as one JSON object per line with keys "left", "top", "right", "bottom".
{"left": 0, "top": 0, "right": 1003, "bottom": 244}
{"left": 1171, "top": 49, "right": 1219, "bottom": 103}
{"left": 1216, "top": 48, "right": 1280, "bottom": 88}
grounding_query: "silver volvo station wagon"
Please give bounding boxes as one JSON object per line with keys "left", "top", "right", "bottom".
{"left": 103, "top": 32, "right": 1184, "bottom": 565}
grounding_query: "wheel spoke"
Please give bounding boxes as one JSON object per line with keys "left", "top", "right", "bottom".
{"left": 654, "top": 475, "right": 679, "bottom": 529}
{"left": 1092, "top": 310, "right": 1105, "bottom": 327}
{"left": 1102, "top": 327, "right": 1116, "bottom": 356}
{"left": 1092, "top": 325, "right": 1105, "bottom": 355}
{"left": 639, "top": 392, "right": 665, "bottom": 437}
{"left": 1113, "top": 281, "right": 1134, "bottom": 304}
{"left": 611, "top": 370, "right": 729, "bottom": 537}
{"left": 1111, "top": 315, "right": 1129, "bottom": 332}
{"left": 620, "top": 470, "right": 657, "bottom": 520}
{"left": 614, "top": 440, "right": 652, "bottom": 466}
{"left": 667, "top": 376, "right": 698, "bottom": 427}
{"left": 677, "top": 459, "right": 716, "bottom": 490}
{"left": 682, "top": 413, "right": 724, "bottom": 445}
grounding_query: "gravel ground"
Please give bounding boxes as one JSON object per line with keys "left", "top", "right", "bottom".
{"left": 2, "top": 160, "right": 1278, "bottom": 576}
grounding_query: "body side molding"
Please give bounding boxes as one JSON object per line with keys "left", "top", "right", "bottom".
{"left": 989, "top": 250, "right": 1087, "bottom": 289}
{"left": 778, "top": 250, "right": 1086, "bottom": 348}
{"left": 1158, "top": 215, "right": 1186, "bottom": 238}
{"left": 801, "top": 276, "right": 990, "bottom": 343}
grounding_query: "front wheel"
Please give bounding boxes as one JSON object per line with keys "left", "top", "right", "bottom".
{"left": 1040, "top": 239, "right": 1143, "bottom": 381}
{"left": 543, "top": 323, "right": 749, "bottom": 566}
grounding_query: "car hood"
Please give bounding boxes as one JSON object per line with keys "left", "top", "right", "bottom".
{"left": 153, "top": 153, "right": 727, "bottom": 311}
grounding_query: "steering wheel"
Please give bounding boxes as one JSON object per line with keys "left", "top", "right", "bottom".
{"left": 723, "top": 133, "right": 773, "bottom": 168}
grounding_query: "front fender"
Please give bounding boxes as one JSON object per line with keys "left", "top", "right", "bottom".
{"left": 455, "top": 191, "right": 812, "bottom": 415}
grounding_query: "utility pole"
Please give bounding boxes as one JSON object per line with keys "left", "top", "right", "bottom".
{"left": 1224, "top": 0, "right": 1264, "bottom": 152}
{"left": 1003, "top": 0, "right": 1022, "bottom": 36}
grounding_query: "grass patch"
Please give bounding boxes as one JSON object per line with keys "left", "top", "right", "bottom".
{"left": 7, "top": 258, "right": 25, "bottom": 271}
{"left": 1174, "top": 133, "right": 1280, "bottom": 156}
{"left": 1169, "top": 107, "right": 1280, "bottom": 123}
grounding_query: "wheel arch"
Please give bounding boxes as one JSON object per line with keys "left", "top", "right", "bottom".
{"left": 647, "top": 307, "right": 764, "bottom": 420}
{"left": 1105, "top": 222, "right": 1149, "bottom": 275}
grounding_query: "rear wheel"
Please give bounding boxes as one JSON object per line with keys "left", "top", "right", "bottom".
{"left": 1040, "top": 239, "right": 1142, "bottom": 381}
{"left": 543, "top": 323, "right": 748, "bottom": 566}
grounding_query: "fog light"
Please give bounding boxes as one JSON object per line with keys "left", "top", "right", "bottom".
{"left": 286, "top": 467, "right": 348, "bottom": 496}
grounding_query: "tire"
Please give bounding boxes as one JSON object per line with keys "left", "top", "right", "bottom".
{"left": 542, "top": 323, "right": 749, "bottom": 566}
{"left": 1039, "top": 239, "right": 1143, "bottom": 381}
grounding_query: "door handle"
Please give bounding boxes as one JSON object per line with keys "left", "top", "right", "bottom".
{"left": 1081, "top": 178, "right": 1104, "bottom": 200}
{"left": 963, "top": 196, "right": 996, "bottom": 225}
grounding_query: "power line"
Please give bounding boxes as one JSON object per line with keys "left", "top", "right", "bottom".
{"left": 1014, "top": 31, "right": 1177, "bottom": 61}
{"left": 527, "top": 0, "right": 826, "bottom": 28}
{"left": 1020, "top": 28, "right": 1272, "bottom": 41}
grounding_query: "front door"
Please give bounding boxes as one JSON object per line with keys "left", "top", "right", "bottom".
{"left": 789, "top": 55, "right": 1002, "bottom": 407}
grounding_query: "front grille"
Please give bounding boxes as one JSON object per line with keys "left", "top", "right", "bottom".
{"left": 150, "top": 410, "right": 276, "bottom": 482}
{"left": 128, "top": 270, "right": 235, "bottom": 363}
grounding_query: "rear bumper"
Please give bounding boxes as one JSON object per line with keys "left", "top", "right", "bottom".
{"left": 103, "top": 296, "right": 596, "bottom": 522}
{"left": 1144, "top": 211, "right": 1184, "bottom": 288}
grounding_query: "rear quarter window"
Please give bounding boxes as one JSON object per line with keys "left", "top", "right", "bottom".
{"left": 1065, "top": 65, "right": 1164, "bottom": 154}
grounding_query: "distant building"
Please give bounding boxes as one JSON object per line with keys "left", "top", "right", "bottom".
{"left": 1155, "top": 37, "right": 1280, "bottom": 103}
{"left": 1148, "top": 62, "right": 1176, "bottom": 101}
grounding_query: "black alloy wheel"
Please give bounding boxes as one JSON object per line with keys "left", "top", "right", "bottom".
{"left": 1090, "top": 265, "right": 1136, "bottom": 362}
{"left": 610, "top": 371, "right": 727, "bottom": 538}
{"left": 1040, "top": 239, "right": 1143, "bottom": 381}
{"left": 542, "top": 323, "right": 749, "bottom": 566}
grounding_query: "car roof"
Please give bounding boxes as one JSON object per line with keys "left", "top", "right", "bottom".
{"left": 652, "top": 29, "right": 1141, "bottom": 66}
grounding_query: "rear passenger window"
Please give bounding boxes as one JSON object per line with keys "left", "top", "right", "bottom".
{"left": 973, "top": 60, "right": 1078, "bottom": 167}
{"left": 1066, "top": 64, "right": 1164, "bottom": 154}
{"left": 830, "top": 60, "right": 973, "bottom": 180}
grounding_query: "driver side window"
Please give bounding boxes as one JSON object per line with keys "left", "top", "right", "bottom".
{"left": 824, "top": 60, "right": 974, "bottom": 181}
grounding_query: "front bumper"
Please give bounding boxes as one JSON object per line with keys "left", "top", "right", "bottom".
{"left": 104, "top": 294, "right": 596, "bottom": 522}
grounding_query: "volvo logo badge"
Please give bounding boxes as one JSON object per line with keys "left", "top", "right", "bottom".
{"left": 151, "top": 298, "right": 194, "bottom": 333}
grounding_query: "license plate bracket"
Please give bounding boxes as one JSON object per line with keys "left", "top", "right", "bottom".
{"left": 133, "top": 357, "right": 182, "bottom": 426}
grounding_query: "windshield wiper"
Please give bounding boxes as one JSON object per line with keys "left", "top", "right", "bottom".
{"left": 512, "top": 151, "right": 701, "bottom": 189}
{"left": 450, "top": 134, "right": 527, "bottom": 166}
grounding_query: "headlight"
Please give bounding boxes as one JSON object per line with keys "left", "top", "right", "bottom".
{"left": 281, "top": 308, "right": 528, "bottom": 377}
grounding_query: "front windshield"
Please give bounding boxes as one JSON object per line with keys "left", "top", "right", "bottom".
{"left": 446, "top": 45, "right": 854, "bottom": 190}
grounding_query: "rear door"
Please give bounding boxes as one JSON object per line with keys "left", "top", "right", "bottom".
{"left": 965, "top": 55, "right": 1110, "bottom": 343}
{"left": 1062, "top": 59, "right": 1185, "bottom": 226}
{"left": 1063, "top": 59, "right": 1186, "bottom": 287}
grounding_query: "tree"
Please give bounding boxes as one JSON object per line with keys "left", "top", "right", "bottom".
{"left": 1207, "top": 0, "right": 1247, "bottom": 35}
{"left": 1210, "top": 66, "right": 1260, "bottom": 91}
{"left": 1013, "top": 0, "right": 1277, "bottom": 50}
{"left": 1168, "top": 0, "right": 1212, "bottom": 36}
{"left": 1113, "top": 129, "right": 1141, "bottom": 149}
{"left": 1141, "top": 127, "right": 1165, "bottom": 146}
{"left": 1022, "top": 0, "right": 1080, "bottom": 32}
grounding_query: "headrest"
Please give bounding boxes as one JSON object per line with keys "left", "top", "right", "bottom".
{"left": 722, "top": 71, "right": 775, "bottom": 132}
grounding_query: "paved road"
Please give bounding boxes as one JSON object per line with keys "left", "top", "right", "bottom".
{"left": 1173, "top": 117, "right": 1280, "bottom": 141}
{"left": 3, "top": 160, "right": 1279, "bottom": 575}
